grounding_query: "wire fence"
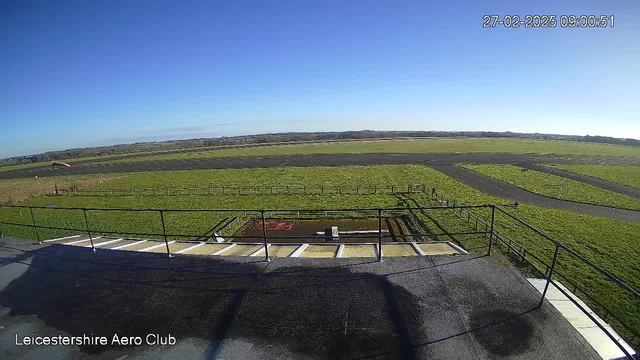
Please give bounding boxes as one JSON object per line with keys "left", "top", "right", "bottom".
{"left": 0, "top": 201, "right": 637, "bottom": 358}
{"left": 63, "top": 184, "right": 428, "bottom": 196}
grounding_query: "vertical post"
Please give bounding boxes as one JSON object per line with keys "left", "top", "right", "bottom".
{"left": 52, "top": 164, "right": 58, "bottom": 196}
{"left": 83, "top": 209, "right": 96, "bottom": 253}
{"left": 261, "top": 210, "right": 270, "bottom": 262}
{"left": 377, "top": 209, "right": 383, "bottom": 262}
{"left": 160, "top": 210, "right": 171, "bottom": 258}
{"left": 538, "top": 243, "right": 560, "bottom": 308}
{"left": 488, "top": 206, "right": 496, "bottom": 255}
{"left": 29, "top": 207, "right": 41, "bottom": 244}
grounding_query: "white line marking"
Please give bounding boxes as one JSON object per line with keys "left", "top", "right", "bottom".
{"left": 212, "top": 244, "right": 236, "bottom": 255}
{"left": 175, "top": 242, "right": 205, "bottom": 254}
{"left": 44, "top": 234, "right": 82, "bottom": 243}
{"left": 336, "top": 244, "right": 345, "bottom": 258}
{"left": 290, "top": 244, "right": 309, "bottom": 257}
{"left": 64, "top": 237, "right": 101, "bottom": 245}
{"left": 86, "top": 238, "right": 123, "bottom": 248}
{"left": 139, "top": 241, "right": 174, "bottom": 252}
{"left": 447, "top": 242, "right": 469, "bottom": 255}
{"left": 411, "top": 242, "right": 426, "bottom": 256}
{"left": 249, "top": 244, "right": 271, "bottom": 256}
{"left": 112, "top": 240, "right": 147, "bottom": 250}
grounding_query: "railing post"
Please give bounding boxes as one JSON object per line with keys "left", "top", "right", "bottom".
{"left": 488, "top": 206, "right": 496, "bottom": 255}
{"left": 29, "top": 207, "right": 41, "bottom": 244}
{"left": 538, "top": 243, "right": 560, "bottom": 308}
{"left": 377, "top": 209, "right": 383, "bottom": 262}
{"left": 261, "top": 210, "right": 270, "bottom": 262}
{"left": 160, "top": 210, "right": 171, "bottom": 258}
{"left": 83, "top": 209, "right": 96, "bottom": 253}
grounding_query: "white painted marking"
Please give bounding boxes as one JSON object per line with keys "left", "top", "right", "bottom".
{"left": 290, "top": 244, "right": 309, "bottom": 257}
{"left": 86, "top": 238, "right": 123, "bottom": 248}
{"left": 336, "top": 244, "right": 345, "bottom": 258}
{"left": 64, "top": 237, "right": 101, "bottom": 245}
{"left": 112, "top": 240, "right": 147, "bottom": 250}
{"left": 447, "top": 242, "right": 468, "bottom": 255}
{"left": 139, "top": 241, "right": 174, "bottom": 252}
{"left": 212, "top": 244, "right": 236, "bottom": 255}
{"left": 249, "top": 244, "right": 271, "bottom": 256}
{"left": 175, "top": 242, "right": 206, "bottom": 254}
{"left": 528, "top": 278, "right": 637, "bottom": 359}
{"left": 44, "top": 234, "right": 82, "bottom": 243}
{"left": 411, "top": 242, "right": 425, "bottom": 256}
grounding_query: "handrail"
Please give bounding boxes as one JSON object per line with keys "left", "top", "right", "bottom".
{"left": 494, "top": 205, "right": 640, "bottom": 300}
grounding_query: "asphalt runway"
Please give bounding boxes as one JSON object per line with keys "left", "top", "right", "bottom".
{"left": 431, "top": 165, "right": 640, "bottom": 223}
{"left": 0, "top": 152, "right": 633, "bottom": 180}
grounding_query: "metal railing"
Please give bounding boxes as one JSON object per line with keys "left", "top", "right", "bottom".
{"left": 63, "top": 184, "right": 427, "bottom": 196}
{"left": 421, "top": 190, "right": 639, "bottom": 358}
{"left": 0, "top": 202, "right": 638, "bottom": 358}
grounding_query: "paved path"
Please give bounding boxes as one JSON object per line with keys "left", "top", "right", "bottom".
{"left": 430, "top": 165, "right": 640, "bottom": 223}
{"left": 520, "top": 164, "right": 640, "bottom": 200}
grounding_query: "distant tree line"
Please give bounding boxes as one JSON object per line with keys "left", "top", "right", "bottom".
{"left": 2, "top": 130, "right": 639, "bottom": 167}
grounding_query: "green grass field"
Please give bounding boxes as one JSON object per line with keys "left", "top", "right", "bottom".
{"left": 0, "top": 164, "right": 638, "bottom": 341}
{"left": 55, "top": 137, "right": 640, "bottom": 168}
{"left": 555, "top": 165, "right": 640, "bottom": 190}
{"left": 462, "top": 164, "right": 640, "bottom": 210}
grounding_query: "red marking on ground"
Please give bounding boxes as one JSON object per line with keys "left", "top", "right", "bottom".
{"left": 256, "top": 220, "right": 295, "bottom": 231}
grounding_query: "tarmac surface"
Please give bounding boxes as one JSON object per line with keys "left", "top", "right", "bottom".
{"left": 431, "top": 165, "right": 640, "bottom": 223}
{"left": 520, "top": 164, "right": 640, "bottom": 200}
{"left": 4, "top": 152, "right": 640, "bottom": 180}
{"left": 0, "top": 238, "right": 600, "bottom": 360}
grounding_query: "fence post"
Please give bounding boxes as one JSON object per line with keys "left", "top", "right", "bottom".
{"left": 377, "top": 209, "right": 383, "bottom": 262}
{"left": 160, "top": 210, "right": 171, "bottom": 258}
{"left": 28, "top": 207, "right": 41, "bottom": 244}
{"left": 538, "top": 243, "right": 560, "bottom": 308}
{"left": 488, "top": 206, "right": 496, "bottom": 255}
{"left": 83, "top": 209, "right": 96, "bottom": 253}
{"left": 261, "top": 210, "right": 270, "bottom": 262}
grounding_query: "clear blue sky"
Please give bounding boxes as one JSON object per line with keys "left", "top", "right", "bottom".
{"left": 1, "top": 0, "right": 638, "bottom": 158}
